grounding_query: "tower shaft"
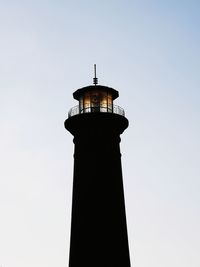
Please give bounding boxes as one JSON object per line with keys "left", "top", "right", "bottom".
{"left": 65, "top": 113, "right": 131, "bottom": 267}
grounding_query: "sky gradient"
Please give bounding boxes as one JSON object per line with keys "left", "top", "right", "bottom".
{"left": 0, "top": 1, "right": 200, "bottom": 267}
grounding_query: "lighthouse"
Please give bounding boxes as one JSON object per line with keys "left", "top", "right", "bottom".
{"left": 65, "top": 67, "right": 131, "bottom": 267}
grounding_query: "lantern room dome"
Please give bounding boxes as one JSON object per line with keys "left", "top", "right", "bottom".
{"left": 73, "top": 85, "right": 119, "bottom": 100}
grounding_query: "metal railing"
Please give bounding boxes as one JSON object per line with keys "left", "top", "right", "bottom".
{"left": 68, "top": 105, "right": 125, "bottom": 117}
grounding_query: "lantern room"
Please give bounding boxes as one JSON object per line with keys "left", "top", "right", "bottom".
{"left": 73, "top": 85, "right": 119, "bottom": 113}
{"left": 68, "top": 85, "right": 125, "bottom": 117}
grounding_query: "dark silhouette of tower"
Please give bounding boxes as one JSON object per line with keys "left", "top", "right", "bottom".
{"left": 65, "top": 68, "right": 131, "bottom": 267}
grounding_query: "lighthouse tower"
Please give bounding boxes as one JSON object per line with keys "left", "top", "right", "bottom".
{"left": 65, "top": 67, "right": 131, "bottom": 267}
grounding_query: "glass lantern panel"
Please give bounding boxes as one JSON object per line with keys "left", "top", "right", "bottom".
{"left": 100, "top": 91, "right": 108, "bottom": 112}
{"left": 90, "top": 91, "right": 100, "bottom": 112}
{"left": 83, "top": 92, "right": 91, "bottom": 113}
{"left": 107, "top": 93, "right": 113, "bottom": 112}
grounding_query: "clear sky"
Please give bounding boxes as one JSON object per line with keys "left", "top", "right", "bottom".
{"left": 0, "top": 0, "right": 200, "bottom": 266}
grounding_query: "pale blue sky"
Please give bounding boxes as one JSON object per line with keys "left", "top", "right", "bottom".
{"left": 0, "top": 1, "right": 199, "bottom": 267}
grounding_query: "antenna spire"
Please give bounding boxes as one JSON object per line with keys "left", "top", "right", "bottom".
{"left": 93, "top": 64, "right": 98, "bottom": 85}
